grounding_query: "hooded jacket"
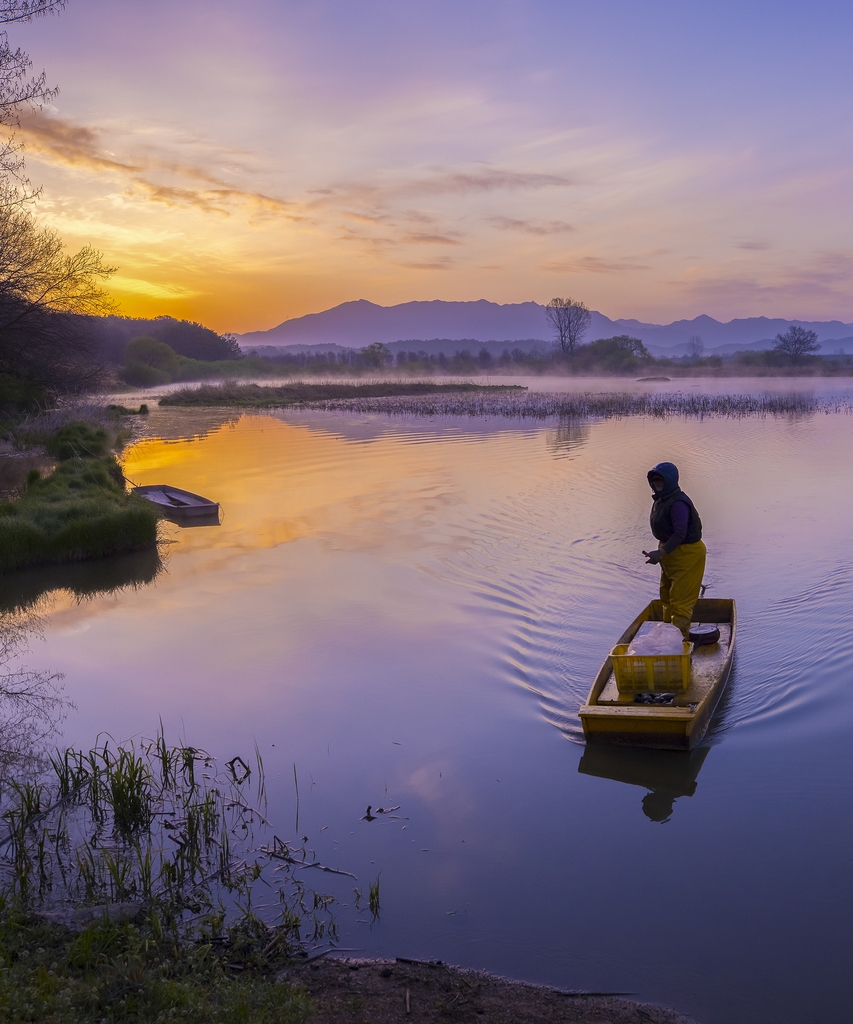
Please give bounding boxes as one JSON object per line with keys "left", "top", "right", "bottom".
{"left": 648, "top": 462, "right": 702, "bottom": 553}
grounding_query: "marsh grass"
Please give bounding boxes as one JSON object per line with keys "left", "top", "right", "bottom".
{"left": 160, "top": 380, "right": 525, "bottom": 407}
{"left": 0, "top": 731, "right": 342, "bottom": 968}
{"left": 1, "top": 403, "right": 128, "bottom": 454}
{"left": 300, "top": 389, "right": 837, "bottom": 420}
{"left": 0, "top": 456, "right": 158, "bottom": 571}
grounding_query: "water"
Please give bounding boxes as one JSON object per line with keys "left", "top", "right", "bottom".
{"left": 3, "top": 391, "right": 852, "bottom": 1024}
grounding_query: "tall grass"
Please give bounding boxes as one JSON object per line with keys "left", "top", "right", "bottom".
{"left": 300, "top": 389, "right": 837, "bottom": 419}
{"left": 0, "top": 456, "right": 158, "bottom": 571}
{"left": 1, "top": 402, "right": 127, "bottom": 452}
{"left": 0, "top": 729, "right": 340, "bottom": 961}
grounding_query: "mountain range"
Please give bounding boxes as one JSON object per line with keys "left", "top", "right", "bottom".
{"left": 239, "top": 300, "right": 853, "bottom": 357}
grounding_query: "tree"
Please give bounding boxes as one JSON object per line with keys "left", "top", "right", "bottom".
{"left": 687, "top": 335, "right": 704, "bottom": 362}
{"left": 545, "top": 297, "right": 591, "bottom": 356}
{"left": 359, "top": 342, "right": 391, "bottom": 367}
{"left": 0, "top": 206, "right": 116, "bottom": 391}
{"left": 582, "top": 335, "right": 651, "bottom": 371}
{"left": 0, "top": 2, "right": 65, "bottom": 210}
{"left": 773, "top": 325, "right": 820, "bottom": 364}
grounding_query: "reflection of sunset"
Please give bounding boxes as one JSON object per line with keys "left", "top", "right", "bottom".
{"left": 121, "top": 412, "right": 539, "bottom": 559}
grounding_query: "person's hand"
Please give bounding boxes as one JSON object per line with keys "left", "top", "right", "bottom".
{"left": 643, "top": 549, "right": 662, "bottom": 564}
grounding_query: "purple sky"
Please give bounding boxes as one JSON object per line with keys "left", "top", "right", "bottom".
{"left": 11, "top": 0, "right": 853, "bottom": 331}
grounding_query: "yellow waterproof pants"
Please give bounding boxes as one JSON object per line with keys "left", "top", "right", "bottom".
{"left": 659, "top": 540, "right": 706, "bottom": 637}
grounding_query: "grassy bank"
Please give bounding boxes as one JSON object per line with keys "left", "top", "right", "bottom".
{"left": 159, "top": 381, "right": 526, "bottom": 407}
{"left": 0, "top": 404, "right": 158, "bottom": 572}
{"left": 0, "top": 456, "right": 158, "bottom": 572}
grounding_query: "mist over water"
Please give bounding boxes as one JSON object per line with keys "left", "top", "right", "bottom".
{"left": 4, "top": 391, "right": 852, "bottom": 1024}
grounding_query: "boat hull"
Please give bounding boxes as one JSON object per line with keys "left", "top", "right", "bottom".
{"left": 132, "top": 485, "right": 220, "bottom": 520}
{"left": 579, "top": 598, "right": 736, "bottom": 750}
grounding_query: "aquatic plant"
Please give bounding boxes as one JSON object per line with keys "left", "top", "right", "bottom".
{"left": 299, "top": 389, "right": 839, "bottom": 420}
{"left": 0, "top": 729, "right": 341, "bottom": 963}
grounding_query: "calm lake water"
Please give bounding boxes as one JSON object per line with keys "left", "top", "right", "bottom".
{"left": 4, "top": 383, "right": 853, "bottom": 1024}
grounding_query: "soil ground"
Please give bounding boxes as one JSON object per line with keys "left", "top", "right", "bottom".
{"left": 282, "top": 957, "right": 698, "bottom": 1024}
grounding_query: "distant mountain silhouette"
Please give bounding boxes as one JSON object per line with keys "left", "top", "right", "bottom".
{"left": 239, "top": 299, "right": 853, "bottom": 356}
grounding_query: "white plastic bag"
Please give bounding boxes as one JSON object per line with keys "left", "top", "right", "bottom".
{"left": 626, "top": 621, "right": 684, "bottom": 656}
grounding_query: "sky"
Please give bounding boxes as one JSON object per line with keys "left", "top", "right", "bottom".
{"left": 9, "top": 0, "right": 853, "bottom": 332}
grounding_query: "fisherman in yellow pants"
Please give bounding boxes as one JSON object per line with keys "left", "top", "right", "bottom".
{"left": 642, "top": 462, "right": 706, "bottom": 638}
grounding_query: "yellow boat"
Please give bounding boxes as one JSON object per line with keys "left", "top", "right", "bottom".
{"left": 578, "top": 598, "right": 736, "bottom": 750}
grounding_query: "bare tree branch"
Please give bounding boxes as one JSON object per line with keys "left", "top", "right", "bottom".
{"left": 544, "top": 297, "right": 591, "bottom": 357}
{"left": 773, "top": 326, "right": 820, "bottom": 364}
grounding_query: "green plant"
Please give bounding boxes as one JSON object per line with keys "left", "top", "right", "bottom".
{"left": 0, "top": 456, "right": 158, "bottom": 571}
{"left": 45, "top": 421, "right": 110, "bottom": 460}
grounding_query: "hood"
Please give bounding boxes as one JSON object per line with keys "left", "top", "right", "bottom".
{"left": 648, "top": 461, "right": 680, "bottom": 499}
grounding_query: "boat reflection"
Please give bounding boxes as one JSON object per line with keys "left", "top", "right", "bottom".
{"left": 159, "top": 509, "right": 221, "bottom": 529}
{"left": 578, "top": 744, "right": 711, "bottom": 823}
{"left": 0, "top": 547, "right": 163, "bottom": 613}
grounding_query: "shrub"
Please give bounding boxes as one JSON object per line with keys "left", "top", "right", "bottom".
{"left": 44, "top": 421, "right": 110, "bottom": 460}
{"left": 0, "top": 373, "right": 48, "bottom": 414}
{"left": 121, "top": 361, "right": 171, "bottom": 387}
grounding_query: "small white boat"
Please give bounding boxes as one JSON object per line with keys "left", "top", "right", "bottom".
{"left": 132, "top": 484, "right": 220, "bottom": 519}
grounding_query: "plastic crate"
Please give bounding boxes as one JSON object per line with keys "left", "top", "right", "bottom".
{"left": 610, "top": 641, "right": 694, "bottom": 694}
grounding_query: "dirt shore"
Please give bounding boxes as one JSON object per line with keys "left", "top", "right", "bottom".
{"left": 282, "top": 956, "right": 698, "bottom": 1024}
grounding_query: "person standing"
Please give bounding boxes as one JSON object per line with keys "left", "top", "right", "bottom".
{"left": 642, "top": 462, "right": 706, "bottom": 638}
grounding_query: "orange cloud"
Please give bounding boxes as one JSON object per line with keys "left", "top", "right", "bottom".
{"left": 19, "top": 111, "right": 296, "bottom": 218}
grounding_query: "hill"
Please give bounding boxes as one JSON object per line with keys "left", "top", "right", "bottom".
{"left": 240, "top": 300, "right": 853, "bottom": 357}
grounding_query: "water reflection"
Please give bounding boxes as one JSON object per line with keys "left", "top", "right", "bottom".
{"left": 0, "top": 548, "right": 162, "bottom": 614}
{"left": 545, "top": 417, "right": 590, "bottom": 458}
{"left": 578, "top": 744, "right": 711, "bottom": 823}
{"left": 18, "top": 406, "right": 853, "bottom": 1024}
{"left": 0, "top": 611, "right": 70, "bottom": 782}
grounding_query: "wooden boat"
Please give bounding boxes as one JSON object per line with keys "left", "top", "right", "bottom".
{"left": 132, "top": 484, "right": 220, "bottom": 520}
{"left": 578, "top": 598, "right": 736, "bottom": 750}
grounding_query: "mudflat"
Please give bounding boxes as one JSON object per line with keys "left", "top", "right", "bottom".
{"left": 283, "top": 957, "right": 697, "bottom": 1024}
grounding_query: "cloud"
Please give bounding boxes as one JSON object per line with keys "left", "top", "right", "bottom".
{"left": 19, "top": 114, "right": 141, "bottom": 175}
{"left": 395, "top": 256, "right": 455, "bottom": 270}
{"left": 406, "top": 168, "right": 573, "bottom": 196}
{"left": 315, "top": 166, "right": 574, "bottom": 211}
{"left": 129, "top": 178, "right": 294, "bottom": 217}
{"left": 539, "top": 254, "right": 651, "bottom": 274}
{"left": 110, "top": 276, "right": 201, "bottom": 300}
{"left": 19, "top": 111, "right": 296, "bottom": 219}
{"left": 491, "top": 216, "right": 574, "bottom": 235}
{"left": 676, "top": 253, "right": 853, "bottom": 307}
{"left": 401, "top": 232, "right": 462, "bottom": 245}
{"left": 737, "top": 241, "right": 770, "bottom": 251}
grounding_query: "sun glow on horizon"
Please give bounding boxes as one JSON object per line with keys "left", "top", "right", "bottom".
{"left": 13, "top": 0, "right": 853, "bottom": 333}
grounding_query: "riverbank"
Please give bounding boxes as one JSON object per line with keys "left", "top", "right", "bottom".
{"left": 0, "top": 914, "right": 697, "bottom": 1024}
{"left": 0, "top": 406, "right": 158, "bottom": 571}
{"left": 287, "top": 956, "right": 698, "bottom": 1024}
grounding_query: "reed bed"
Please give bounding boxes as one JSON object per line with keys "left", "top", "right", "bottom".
{"left": 0, "top": 730, "right": 345, "bottom": 1018}
{"left": 0, "top": 731, "right": 346, "bottom": 954}
{"left": 160, "top": 380, "right": 524, "bottom": 407}
{"left": 302, "top": 389, "right": 838, "bottom": 420}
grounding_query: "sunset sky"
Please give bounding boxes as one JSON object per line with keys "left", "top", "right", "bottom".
{"left": 12, "top": 0, "right": 853, "bottom": 332}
